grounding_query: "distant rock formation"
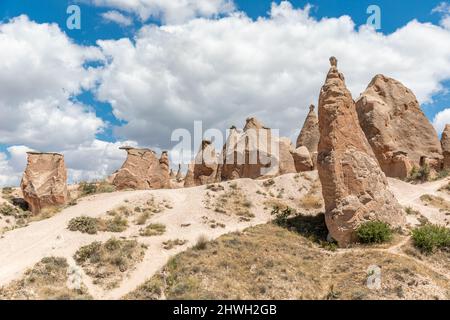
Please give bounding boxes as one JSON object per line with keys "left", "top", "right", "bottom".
{"left": 184, "top": 140, "right": 218, "bottom": 187}
{"left": 112, "top": 147, "right": 170, "bottom": 190}
{"left": 218, "top": 118, "right": 297, "bottom": 181}
{"left": 441, "top": 124, "right": 450, "bottom": 170}
{"left": 317, "top": 57, "right": 405, "bottom": 246}
{"left": 356, "top": 74, "right": 442, "bottom": 178}
{"left": 175, "top": 164, "right": 182, "bottom": 181}
{"left": 20, "top": 152, "right": 69, "bottom": 214}
{"left": 296, "top": 104, "right": 319, "bottom": 154}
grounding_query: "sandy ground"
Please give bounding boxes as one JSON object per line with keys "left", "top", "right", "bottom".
{"left": 388, "top": 177, "right": 450, "bottom": 227}
{"left": 0, "top": 172, "right": 317, "bottom": 299}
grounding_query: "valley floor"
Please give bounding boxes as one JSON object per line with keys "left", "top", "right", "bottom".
{"left": 0, "top": 172, "right": 449, "bottom": 300}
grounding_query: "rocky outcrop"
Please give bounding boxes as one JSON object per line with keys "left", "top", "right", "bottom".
{"left": 112, "top": 147, "right": 170, "bottom": 190}
{"left": 291, "top": 146, "right": 313, "bottom": 172}
{"left": 218, "top": 119, "right": 297, "bottom": 181}
{"left": 184, "top": 140, "right": 218, "bottom": 187}
{"left": 20, "top": 152, "right": 69, "bottom": 214}
{"left": 441, "top": 124, "right": 450, "bottom": 170}
{"left": 356, "top": 74, "right": 442, "bottom": 178}
{"left": 317, "top": 57, "right": 405, "bottom": 246}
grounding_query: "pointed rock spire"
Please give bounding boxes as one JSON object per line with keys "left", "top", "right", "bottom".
{"left": 317, "top": 57, "right": 405, "bottom": 246}
{"left": 296, "top": 104, "right": 319, "bottom": 154}
{"left": 441, "top": 124, "right": 450, "bottom": 170}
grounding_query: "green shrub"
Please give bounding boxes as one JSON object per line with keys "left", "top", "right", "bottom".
{"left": 356, "top": 221, "right": 393, "bottom": 244}
{"left": 411, "top": 224, "right": 450, "bottom": 253}
{"left": 0, "top": 203, "right": 17, "bottom": 216}
{"left": 79, "top": 182, "right": 98, "bottom": 195}
{"left": 271, "top": 206, "right": 295, "bottom": 228}
{"left": 68, "top": 216, "right": 98, "bottom": 234}
{"left": 408, "top": 164, "right": 430, "bottom": 182}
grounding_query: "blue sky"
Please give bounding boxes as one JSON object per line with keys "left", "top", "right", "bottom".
{"left": 1, "top": 0, "right": 450, "bottom": 185}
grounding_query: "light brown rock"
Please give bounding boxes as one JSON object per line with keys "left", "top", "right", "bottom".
{"left": 218, "top": 119, "right": 297, "bottom": 181}
{"left": 20, "top": 152, "right": 69, "bottom": 214}
{"left": 184, "top": 140, "right": 218, "bottom": 187}
{"left": 356, "top": 74, "right": 442, "bottom": 178}
{"left": 317, "top": 57, "right": 405, "bottom": 246}
{"left": 291, "top": 146, "right": 313, "bottom": 172}
{"left": 296, "top": 104, "right": 319, "bottom": 153}
{"left": 441, "top": 124, "right": 450, "bottom": 170}
{"left": 112, "top": 147, "right": 170, "bottom": 190}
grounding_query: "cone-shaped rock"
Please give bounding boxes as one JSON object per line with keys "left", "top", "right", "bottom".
{"left": 317, "top": 57, "right": 405, "bottom": 246}
{"left": 184, "top": 140, "right": 218, "bottom": 187}
{"left": 21, "top": 152, "right": 69, "bottom": 214}
{"left": 176, "top": 164, "right": 182, "bottom": 181}
{"left": 356, "top": 75, "right": 442, "bottom": 178}
{"left": 112, "top": 147, "right": 170, "bottom": 190}
{"left": 296, "top": 104, "right": 319, "bottom": 154}
{"left": 441, "top": 124, "right": 450, "bottom": 170}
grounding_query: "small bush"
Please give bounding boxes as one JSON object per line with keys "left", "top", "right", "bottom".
{"left": 79, "top": 182, "right": 98, "bottom": 195}
{"left": 271, "top": 206, "right": 295, "bottom": 227}
{"left": 408, "top": 164, "right": 430, "bottom": 182}
{"left": 105, "top": 215, "right": 128, "bottom": 232}
{"left": 68, "top": 216, "right": 98, "bottom": 234}
{"left": 0, "top": 203, "right": 17, "bottom": 216}
{"left": 356, "top": 221, "right": 393, "bottom": 244}
{"left": 411, "top": 224, "right": 450, "bottom": 253}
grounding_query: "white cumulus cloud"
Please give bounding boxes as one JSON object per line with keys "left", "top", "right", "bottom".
{"left": 95, "top": 1, "right": 450, "bottom": 150}
{"left": 89, "top": 0, "right": 235, "bottom": 24}
{"left": 101, "top": 10, "right": 133, "bottom": 26}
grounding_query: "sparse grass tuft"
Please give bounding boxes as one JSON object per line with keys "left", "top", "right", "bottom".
{"left": 140, "top": 223, "right": 166, "bottom": 237}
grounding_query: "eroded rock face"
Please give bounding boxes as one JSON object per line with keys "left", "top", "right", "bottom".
{"left": 292, "top": 146, "right": 313, "bottom": 172}
{"left": 112, "top": 147, "right": 170, "bottom": 190}
{"left": 184, "top": 140, "right": 218, "bottom": 187}
{"left": 441, "top": 125, "right": 450, "bottom": 170}
{"left": 218, "top": 119, "right": 297, "bottom": 181}
{"left": 356, "top": 74, "right": 442, "bottom": 178}
{"left": 317, "top": 58, "right": 405, "bottom": 246}
{"left": 21, "top": 152, "right": 69, "bottom": 214}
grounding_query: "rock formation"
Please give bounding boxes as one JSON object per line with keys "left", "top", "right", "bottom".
{"left": 441, "top": 124, "right": 450, "bottom": 170}
{"left": 184, "top": 140, "right": 218, "bottom": 187}
{"left": 218, "top": 118, "right": 297, "bottom": 181}
{"left": 356, "top": 74, "right": 442, "bottom": 178}
{"left": 159, "top": 151, "right": 170, "bottom": 173}
{"left": 20, "top": 152, "right": 69, "bottom": 214}
{"left": 317, "top": 57, "right": 405, "bottom": 246}
{"left": 291, "top": 146, "right": 313, "bottom": 172}
{"left": 175, "top": 164, "right": 182, "bottom": 181}
{"left": 112, "top": 147, "right": 170, "bottom": 190}
{"left": 296, "top": 104, "right": 320, "bottom": 154}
